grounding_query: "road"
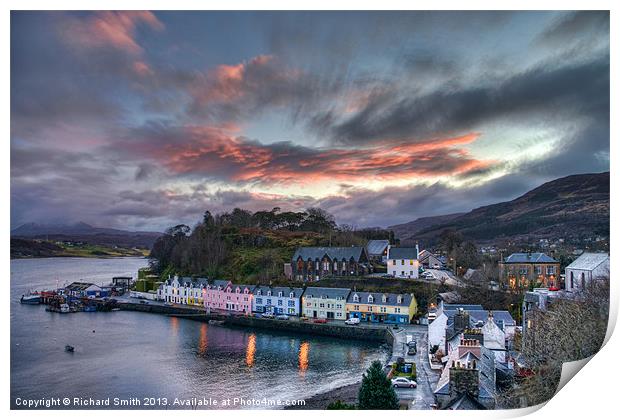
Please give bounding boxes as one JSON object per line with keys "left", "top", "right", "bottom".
{"left": 388, "top": 325, "right": 440, "bottom": 409}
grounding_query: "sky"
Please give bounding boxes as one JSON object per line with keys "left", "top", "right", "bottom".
{"left": 10, "top": 11, "right": 610, "bottom": 231}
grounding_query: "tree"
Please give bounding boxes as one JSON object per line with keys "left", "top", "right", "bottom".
{"left": 500, "top": 278, "right": 609, "bottom": 408}
{"left": 358, "top": 360, "right": 399, "bottom": 410}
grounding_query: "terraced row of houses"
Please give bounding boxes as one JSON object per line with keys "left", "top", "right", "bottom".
{"left": 156, "top": 276, "right": 418, "bottom": 324}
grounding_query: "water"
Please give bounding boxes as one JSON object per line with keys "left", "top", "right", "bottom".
{"left": 11, "top": 257, "right": 389, "bottom": 409}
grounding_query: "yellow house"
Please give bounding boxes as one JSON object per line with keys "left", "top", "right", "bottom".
{"left": 302, "top": 287, "right": 351, "bottom": 320}
{"left": 346, "top": 292, "right": 417, "bottom": 324}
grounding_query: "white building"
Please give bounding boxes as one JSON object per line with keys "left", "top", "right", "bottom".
{"left": 157, "top": 276, "right": 207, "bottom": 306}
{"left": 302, "top": 287, "right": 350, "bottom": 320}
{"left": 387, "top": 245, "right": 420, "bottom": 278}
{"left": 565, "top": 253, "right": 610, "bottom": 292}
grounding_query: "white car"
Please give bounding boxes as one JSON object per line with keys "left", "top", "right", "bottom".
{"left": 422, "top": 271, "right": 434, "bottom": 279}
{"left": 391, "top": 377, "right": 417, "bottom": 388}
{"left": 345, "top": 317, "right": 360, "bottom": 325}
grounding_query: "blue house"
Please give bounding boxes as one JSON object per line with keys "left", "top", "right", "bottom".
{"left": 253, "top": 286, "right": 304, "bottom": 316}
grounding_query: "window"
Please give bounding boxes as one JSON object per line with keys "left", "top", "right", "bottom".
{"left": 570, "top": 272, "right": 574, "bottom": 289}
{"left": 410, "top": 260, "right": 414, "bottom": 265}
{"left": 323, "top": 261, "right": 330, "bottom": 271}
{"left": 401, "top": 259, "right": 405, "bottom": 265}
{"left": 320, "top": 303, "right": 325, "bottom": 308}
{"left": 266, "top": 299, "right": 271, "bottom": 305}
{"left": 546, "top": 266, "right": 556, "bottom": 275}
{"left": 368, "top": 295, "right": 374, "bottom": 303}
{"left": 278, "top": 292, "right": 283, "bottom": 297}
{"left": 353, "top": 294, "right": 359, "bottom": 302}
{"left": 536, "top": 266, "right": 542, "bottom": 275}
{"left": 354, "top": 305, "right": 359, "bottom": 310}
{"left": 255, "top": 298, "right": 263, "bottom": 304}
{"left": 336, "top": 304, "right": 342, "bottom": 309}
{"left": 392, "top": 260, "right": 396, "bottom": 265}
{"left": 290, "top": 292, "right": 294, "bottom": 298}
{"left": 288, "top": 300, "right": 295, "bottom": 307}
{"left": 278, "top": 300, "right": 282, "bottom": 306}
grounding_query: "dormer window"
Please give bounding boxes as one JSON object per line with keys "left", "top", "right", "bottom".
{"left": 278, "top": 291, "right": 283, "bottom": 297}
{"left": 368, "top": 295, "right": 374, "bottom": 303}
{"left": 267, "top": 290, "right": 272, "bottom": 296}
{"left": 235, "top": 287, "right": 240, "bottom": 294}
{"left": 290, "top": 292, "right": 294, "bottom": 298}
{"left": 353, "top": 294, "right": 359, "bottom": 303}
{"left": 397, "top": 295, "right": 402, "bottom": 304}
{"left": 382, "top": 294, "right": 387, "bottom": 303}
{"left": 257, "top": 290, "right": 262, "bottom": 296}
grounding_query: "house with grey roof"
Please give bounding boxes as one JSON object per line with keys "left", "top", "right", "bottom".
{"left": 387, "top": 245, "right": 420, "bottom": 279}
{"left": 565, "top": 252, "right": 609, "bottom": 293}
{"left": 346, "top": 291, "right": 417, "bottom": 324}
{"left": 434, "top": 337, "right": 497, "bottom": 409}
{"left": 302, "top": 287, "right": 351, "bottom": 320}
{"left": 291, "top": 246, "right": 370, "bottom": 282}
{"left": 499, "top": 252, "right": 560, "bottom": 290}
{"left": 429, "top": 304, "right": 516, "bottom": 354}
{"left": 419, "top": 249, "right": 443, "bottom": 269}
{"left": 366, "top": 239, "right": 390, "bottom": 262}
{"left": 157, "top": 275, "right": 208, "bottom": 306}
{"left": 252, "top": 286, "right": 305, "bottom": 316}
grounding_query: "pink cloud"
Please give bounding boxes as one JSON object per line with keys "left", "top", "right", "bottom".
{"left": 60, "top": 11, "right": 163, "bottom": 55}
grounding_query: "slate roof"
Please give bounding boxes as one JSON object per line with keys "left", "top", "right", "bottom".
{"left": 366, "top": 240, "right": 390, "bottom": 256}
{"left": 444, "top": 309, "right": 516, "bottom": 330}
{"left": 303, "top": 287, "right": 351, "bottom": 300}
{"left": 504, "top": 253, "right": 557, "bottom": 264}
{"left": 565, "top": 253, "right": 609, "bottom": 271}
{"left": 66, "top": 282, "right": 100, "bottom": 291}
{"left": 347, "top": 291, "right": 413, "bottom": 307}
{"left": 292, "top": 246, "right": 367, "bottom": 261}
{"left": 434, "top": 340, "right": 496, "bottom": 404}
{"left": 253, "top": 286, "right": 304, "bottom": 298}
{"left": 388, "top": 247, "right": 419, "bottom": 260}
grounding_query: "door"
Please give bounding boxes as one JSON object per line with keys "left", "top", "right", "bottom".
{"left": 313, "top": 310, "right": 317, "bottom": 318}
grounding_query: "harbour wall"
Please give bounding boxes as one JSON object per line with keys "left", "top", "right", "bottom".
{"left": 117, "top": 302, "right": 391, "bottom": 343}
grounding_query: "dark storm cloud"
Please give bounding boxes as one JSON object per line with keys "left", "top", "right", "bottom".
{"left": 323, "top": 55, "right": 609, "bottom": 145}
{"left": 535, "top": 11, "right": 610, "bottom": 48}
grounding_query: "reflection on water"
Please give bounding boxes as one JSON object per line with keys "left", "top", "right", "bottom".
{"left": 245, "top": 334, "right": 256, "bottom": 367}
{"left": 170, "top": 316, "right": 179, "bottom": 336}
{"left": 11, "top": 257, "right": 389, "bottom": 409}
{"left": 298, "top": 341, "right": 309, "bottom": 376}
{"left": 198, "top": 324, "right": 208, "bottom": 355}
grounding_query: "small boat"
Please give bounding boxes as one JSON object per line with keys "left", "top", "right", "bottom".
{"left": 111, "top": 307, "right": 121, "bottom": 312}
{"left": 83, "top": 305, "right": 97, "bottom": 312}
{"left": 65, "top": 345, "right": 75, "bottom": 352}
{"left": 20, "top": 294, "right": 41, "bottom": 305}
{"left": 60, "top": 303, "right": 71, "bottom": 313}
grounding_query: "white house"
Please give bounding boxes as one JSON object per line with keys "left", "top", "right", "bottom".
{"left": 253, "top": 286, "right": 304, "bottom": 316}
{"left": 157, "top": 276, "right": 208, "bottom": 306}
{"left": 565, "top": 253, "right": 610, "bottom": 292}
{"left": 387, "top": 245, "right": 420, "bottom": 279}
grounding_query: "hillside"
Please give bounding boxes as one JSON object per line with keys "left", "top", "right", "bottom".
{"left": 393, "top": 172, "right": 609, "bottom": 245}
{"left": 10, "top": 238, "right": 149, "bottom": 259}
{"left": 11, "top": 222, "right": 162, "bottom": 249}
{"left": 389, "top": 213, "right": 465, "bottom": 244}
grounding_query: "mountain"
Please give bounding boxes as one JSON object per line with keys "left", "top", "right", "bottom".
{"left": 390, "top": 172, "right": 609, "bottom": 245}
{"left": 11, "top": 222, "right": 163, "bottom": 249}
{"left": 389, "top": 213, "right": 465, "bottom": 244}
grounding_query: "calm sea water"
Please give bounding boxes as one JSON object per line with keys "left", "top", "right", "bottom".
{"left": 10, "top": 257, "right": 388, "bottom": 409}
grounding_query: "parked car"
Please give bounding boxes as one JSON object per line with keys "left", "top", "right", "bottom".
{"left": 345, "top": 317, "right": 360, "bottom": 325}
{"left": 407, "top": 347, "right": 417, "bottom": 356}
{"left": 391, "top": 377, "right": 417, "bottom": 388}
{"left": 407, "top": 340, "right": 417, "bottom": 348}
{"left": 276, "top": 314, "right": 290, "bottom": 320}
{"left": 164, "top": 302, "right": 173, "bottom": 306}
{"left": 422, "top": 271, "right": 434, "bottom": 279}
{"left": 262, "top": 313, "right": 275, "bottom": 319}
{"left": 313, "top": 318, "right": 328, "bottom": 324}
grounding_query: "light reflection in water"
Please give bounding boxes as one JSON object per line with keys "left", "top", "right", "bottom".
{"left": 246, "top": 334, "right": 256, "bottom": 367}
{"left": 198, "top": 323, "right": 208, "bottom": 355}
{"left": 170, "top": 316, "right": 179, "bottom": 336}
{"left": 298, "top": 342, "right": 309, "bottom": 376}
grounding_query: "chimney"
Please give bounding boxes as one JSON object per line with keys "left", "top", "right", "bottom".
{"left": 458, "top": 338, "right": 482, "bottom": 359}
{"left": 415, "top": 243, "right": 420, "bottom": 259}
{"left": 454, "top": 308, "right": 470, "bottom": 332}
{"left": 449, "top": 357, "right": 480, "bottom": 399}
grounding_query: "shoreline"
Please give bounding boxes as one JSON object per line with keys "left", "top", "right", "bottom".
{"left": 286, "top": 382, "right": 362, "bottom": 410}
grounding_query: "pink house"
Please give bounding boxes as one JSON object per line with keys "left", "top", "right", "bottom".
{"left": 203, "top": 280, "right": 254, "bottom": 314}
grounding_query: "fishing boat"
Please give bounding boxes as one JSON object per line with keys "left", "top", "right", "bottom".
{"left": 20, "top": 293, "right": 41, "bottom": 305}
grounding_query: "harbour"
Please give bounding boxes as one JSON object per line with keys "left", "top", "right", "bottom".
{"left": 11, "top": 257, "right": 390, "bottom": 410}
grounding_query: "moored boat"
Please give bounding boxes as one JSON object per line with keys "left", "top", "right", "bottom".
{"left": 20, "top": 294, "right": 41, "bottom": 305}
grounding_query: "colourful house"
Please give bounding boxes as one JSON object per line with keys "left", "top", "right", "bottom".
{"left": 203, "top": 280, "right": 254, "bottom": 314}
{"left": 302, "top": 287, "right": 350, "bottom": 320}
{"left": 345, "top": 291, "right": 417, "bottom": 324}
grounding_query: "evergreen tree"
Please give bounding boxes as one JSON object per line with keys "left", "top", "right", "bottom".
{"left": 358, "top": 360, "right": 399, "bottom": 410}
